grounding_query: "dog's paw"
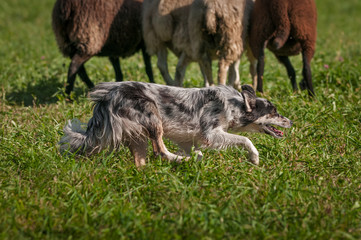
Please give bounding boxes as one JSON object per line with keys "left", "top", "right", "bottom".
{"left": 194, "top": 150, "right": 204, "bottom": 161}
{"left": 249, "top": 153, "right": 259, "bottom": 165}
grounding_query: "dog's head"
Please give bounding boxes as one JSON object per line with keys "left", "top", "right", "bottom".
{"left": 236, "top": 85, "right": 293, "bottom": 138}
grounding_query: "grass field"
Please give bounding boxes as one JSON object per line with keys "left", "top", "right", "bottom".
{"left": 0, "top": 0, "right": 360, "bottom": 239}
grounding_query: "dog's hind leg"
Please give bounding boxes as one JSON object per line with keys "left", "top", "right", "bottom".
{"left": 151, "top": 136, "right": 190, "bottom": 163}
{"left": 203, "top": 128, "right": 259, "bottom": 165}
{"left": 140, "top": 104, "right": 190, "bottom": 163}
{"left": 129, "top": 138, "right": 148, "bottom": 168}
{"left": 148, "top": 127, "right": 190, "bottom": 163}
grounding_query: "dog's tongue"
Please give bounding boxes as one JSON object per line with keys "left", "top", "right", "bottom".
{"left": 270, "top": 125, "right": 283, "bottom": 136}
{"left": 275, "top": 128, "right": 283, "bottom": 136}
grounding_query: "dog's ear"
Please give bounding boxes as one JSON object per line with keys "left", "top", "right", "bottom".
{"left": 241, "top": 85, "right": 256, "bottom": 113}
{"left": 241, "top": 85, "right": 256, "bottom": 95}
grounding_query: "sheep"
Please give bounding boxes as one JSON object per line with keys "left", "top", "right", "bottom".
{"left": 248, "top": 0, "right": 317, "bottom": 96}
{"left": 142, "top": 0, "right": 254, "bottom": 90}
{"left": 52, "top": 0, "right": 154, "bottom": 96}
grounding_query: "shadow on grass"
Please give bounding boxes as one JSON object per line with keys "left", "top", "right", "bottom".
{"left": 5, "top": 77, "right": 89, "bottom": 106}
{"left": 5, "top": 76, "right": 63, "bottom": 106}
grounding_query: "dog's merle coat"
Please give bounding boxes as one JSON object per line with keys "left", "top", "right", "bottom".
{"left": 60, "top": 82, "right": 292, "bottom": 166}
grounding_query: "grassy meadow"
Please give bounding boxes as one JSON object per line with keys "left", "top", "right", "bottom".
{"left": 0, "top": 0, "right": 360, "bottom": 238}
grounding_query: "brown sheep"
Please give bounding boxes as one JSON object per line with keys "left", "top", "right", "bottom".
{"left": 52, "top": 0, "right": 154, "bottom": 96}
{"left": 249, "top": 0, "right": 317, "bottom": 96}
{"left": 142, "top": 0, "right": 254, "bottom": 89}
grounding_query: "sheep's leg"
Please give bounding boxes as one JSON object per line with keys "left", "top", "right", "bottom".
{"left": 202, "top": 128, "right": 259, "bottom": 165}
{"left": 77, "top": 65, "right": 94, "bottom": 89}
{"left": 228, "top": 60, "right": 241, "bottom": 91}
{"left": 141, "top": 46, "right": 155, "bottom": 83}
{"left": 109, "top": 57, "right": 123, "bottom": 82}
{"left": 128, "top": 137, "right": 148, "bottom": 168}
{"left": 300, "top": 47, "right": 315, "bottom": 96}
{"left": 256, "top": 46, "right": 266, "bottom": 93}
{"left": 66, "top": 54, "right": 93, "bottom": 95}
{"left": 199, "top": 53, "right": 213, "bottom": 87}
{"left": 276, "top": 55, "right": 297, "bottom": 91}
{"left": 218, "top": 59, "right": 230, "bottom": 86}
{"left": 174, "top": 52, "right": 190, "bottom": 86}
{"left": 157, "top": 47, "right": 175, "bottom": 85}
{"left": 246, "top": 47, "right": 258, "bottom": 90}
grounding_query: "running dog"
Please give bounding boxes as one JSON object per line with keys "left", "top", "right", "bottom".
{"left": 59, "top": 82, "right": 292, "bottom": 167}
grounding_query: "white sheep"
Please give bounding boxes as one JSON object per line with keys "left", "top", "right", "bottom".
{"left": 142, "top": 0, "right": 254, "bottom": 89}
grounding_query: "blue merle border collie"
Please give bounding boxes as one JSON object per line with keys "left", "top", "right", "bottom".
{"left": 59, "top": 81, "right": 292, "bottom": 167}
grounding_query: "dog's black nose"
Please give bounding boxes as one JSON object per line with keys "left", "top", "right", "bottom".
{"left": 290, "top": 120, "right": 293, "bottom": 126}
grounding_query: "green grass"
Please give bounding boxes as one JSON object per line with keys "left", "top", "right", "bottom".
{"left": 0, "top": 0, "right": 361, "bottom": 239}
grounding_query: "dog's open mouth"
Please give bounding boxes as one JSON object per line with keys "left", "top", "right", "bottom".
{"left": 263, "top": 125, "right": 284, "bottom": 138}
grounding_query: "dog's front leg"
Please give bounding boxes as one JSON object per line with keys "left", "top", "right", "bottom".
{"left": 203, "top": 128, "right": 259, "bottom": 165}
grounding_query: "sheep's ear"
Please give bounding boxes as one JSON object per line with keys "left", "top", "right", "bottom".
{"left": 241, "top": 85, "right": 256, "bottom": 113}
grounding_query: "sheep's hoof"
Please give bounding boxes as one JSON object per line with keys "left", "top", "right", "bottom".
{"left": 299, "top": 80, "right": 307, "bottom": 90}
{"left": 291, "top": 84, "right": 299, "bottom": 92}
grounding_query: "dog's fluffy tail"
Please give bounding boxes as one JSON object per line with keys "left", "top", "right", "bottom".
{"left": 59, "top": 101, "right": 120, "bottom": 155}
{"left": 59, "top": 119, "right": 90, "bottom": 155}
{"left": 59, "top": 82, "right": 146, "bottom": 156}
